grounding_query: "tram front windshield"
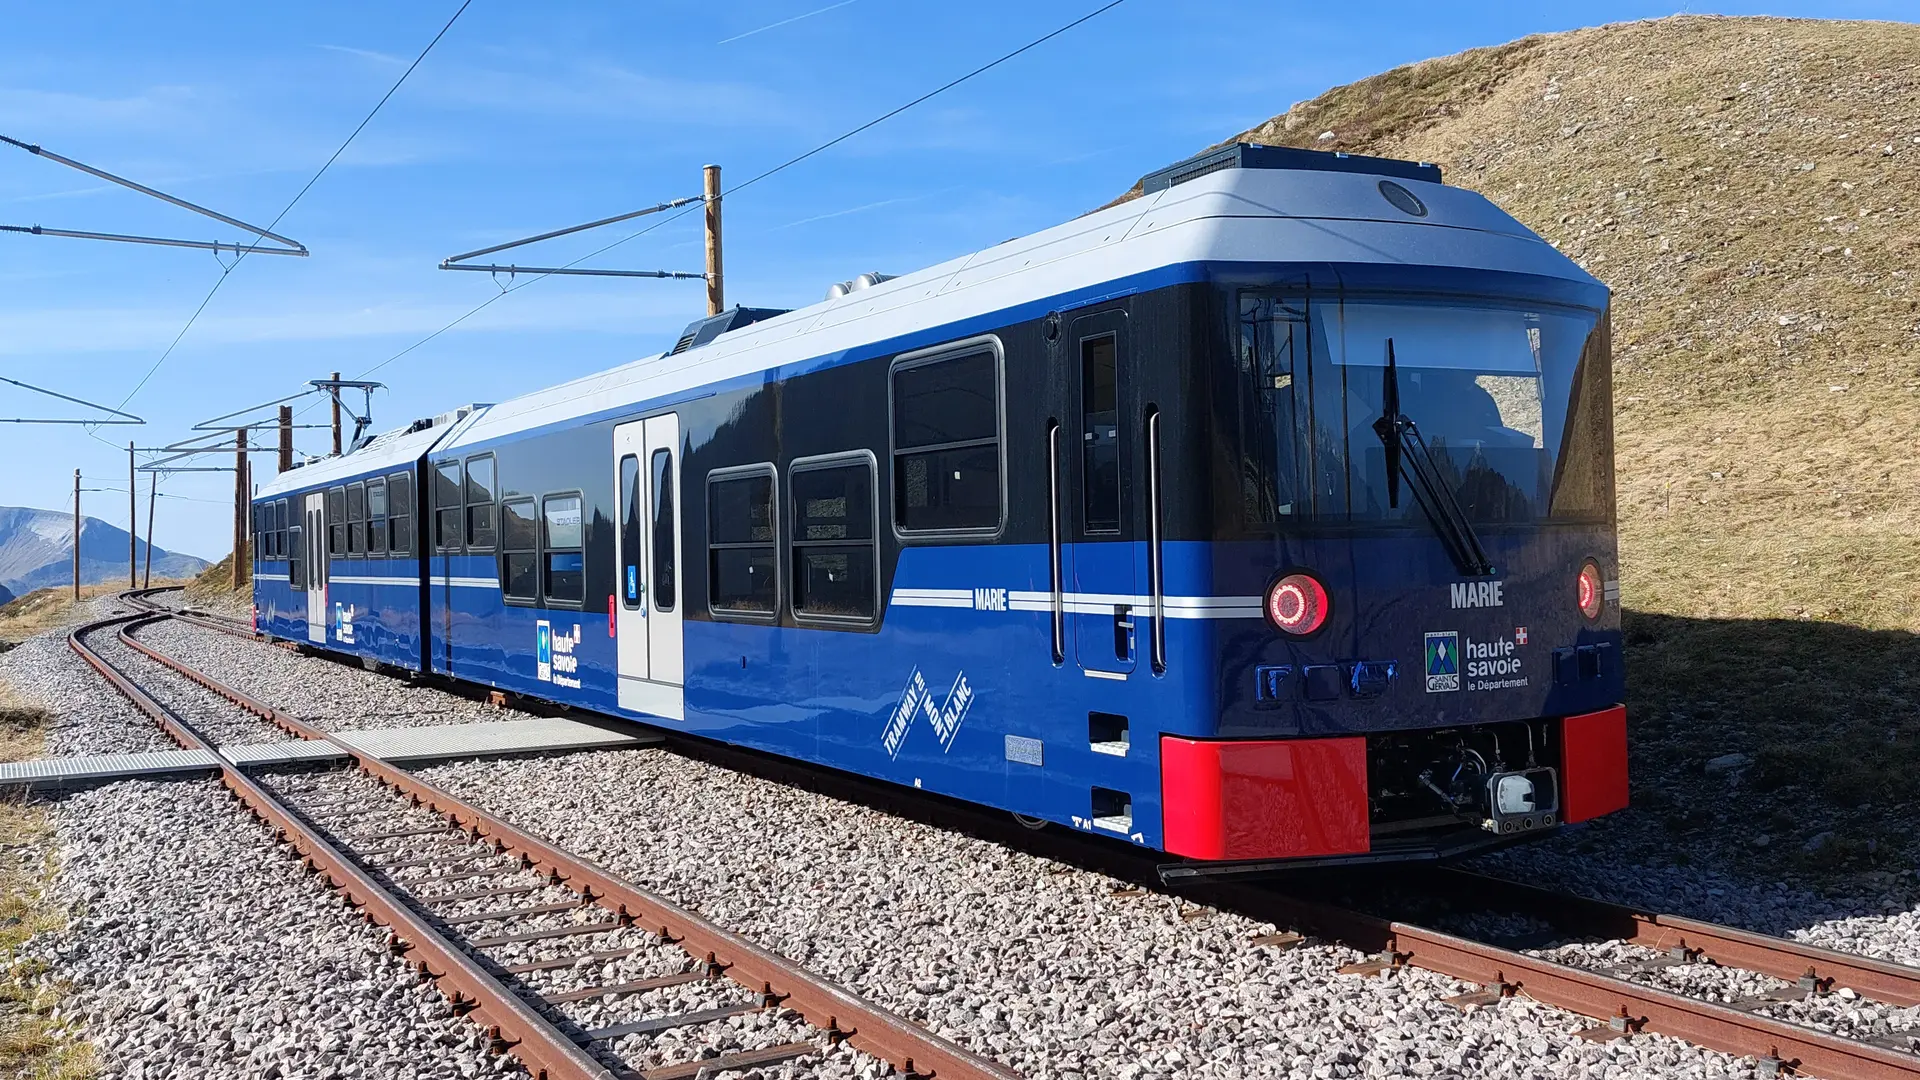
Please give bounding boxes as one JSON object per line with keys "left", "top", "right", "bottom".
{"left": 1234, "top": 291, "right": 1613, "bottom": 527}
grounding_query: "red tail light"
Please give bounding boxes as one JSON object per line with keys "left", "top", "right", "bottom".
{"left": 1577, "top": 561, "right": 1603, "bottom": 620}
{"left": 1266, "top": 573, "right": 1329, "bottom": 636}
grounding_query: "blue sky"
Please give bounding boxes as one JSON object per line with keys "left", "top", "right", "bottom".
{"left": 1, "top": 0, "right": 1911, "bottom": 560}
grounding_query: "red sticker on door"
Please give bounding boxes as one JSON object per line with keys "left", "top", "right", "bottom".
{"left": 608, "top": 594, "right": 616, "bottom": 636}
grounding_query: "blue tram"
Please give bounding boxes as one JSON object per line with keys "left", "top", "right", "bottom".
{"left": 251, "top": 144, "right": 1628, "bottom": 870}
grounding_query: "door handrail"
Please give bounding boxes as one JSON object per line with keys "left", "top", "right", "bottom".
{"left": 1146, "top": 408, "right": 1166, "bottom": 675}
{"left": 1047, "top": 421, "right": 1064, "bottom": 665}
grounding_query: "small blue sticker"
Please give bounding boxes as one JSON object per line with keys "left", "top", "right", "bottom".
{"left": 626, "top": 565, "right": 638, "bottom": 600}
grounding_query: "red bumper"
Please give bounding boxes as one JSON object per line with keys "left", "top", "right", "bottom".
{"left": 1160, "top": 735, "right": 1370, "bottom": 860}
{"left": 1560, "top": 705, "right": 1629, "bottom": 822}
{"left": 1160, "top": 706, "right": 1630, "bottom": 861}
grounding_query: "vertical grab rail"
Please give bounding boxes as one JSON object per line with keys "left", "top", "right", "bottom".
{"left": 1047, "top": 421, "right": 1064, "bottom": 665}
{"left": 1146, "top": 408, "right": 1166, "bottom": 674}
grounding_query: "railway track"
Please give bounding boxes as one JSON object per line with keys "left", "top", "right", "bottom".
{"left": 113, "top": 590, "right": 1920, "bottom": 1079}
{"left": 71, "top": 602, "right": 1021, "bottom": 1080}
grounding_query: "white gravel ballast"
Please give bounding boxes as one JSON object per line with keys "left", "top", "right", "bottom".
{"left": 26, "top": 777, "right": 520, "bottom": 1080}
{"left": 417, "top": 750, "right": 1752, "bottom": 1080}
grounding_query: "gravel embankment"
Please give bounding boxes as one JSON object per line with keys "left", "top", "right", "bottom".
{"left": 0, "top": 599, "right": 178, "bottom": 757}
{"left": 416, "top": 750, "right": 1751, "bottom": 1080}
{"left": 137, "top": 618, "right": 513, "bottom": 731}
{"left": 22, "top": 778, "right": 522, "bottom": 1080}
{"left": 38, "top": 610, "right": 1920, "bottom": 1077}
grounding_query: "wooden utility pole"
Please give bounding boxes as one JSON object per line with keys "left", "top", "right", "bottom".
{"left": 71, "top": 469, "right": 80, "bottom": 603}
{"left": 143, "top": 473, "right": 156, "bottom": 589}
{"left": 704, "top": 164, "right": 723, "bottom": 317}
{"left": 232, "top": 428, "right": 248, "bottom": 590}
{"left": 330, "top": 371, "right": 343, "bottom": 456}
{"left": 278, "top": 405, "right": 293, "bottom": 473}
{"left": 127, "top": 442, "right": 136, "bottom": 588}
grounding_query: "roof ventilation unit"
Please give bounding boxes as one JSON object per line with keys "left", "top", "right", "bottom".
{"left": 1140, "top": 142, "right": 1442, "bottom": 194}
{"left": 667, "top": 306, "right": 791, "bottom": 356}
{"left": 825, "top": 272, "right": 895, "bottom": 301}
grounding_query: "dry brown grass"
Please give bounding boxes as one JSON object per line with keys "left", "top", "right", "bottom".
{"left": 0, "top": 586, "right": 128, "bottom": 646}
{"left": 1134, "top": 15, "right": 1920, "bottom": 878}
{"left": 182, "top": 543, "right": 247, "bottom": 605}
{"left": 0, "top": 681, "right": 91, "bottom": 1077}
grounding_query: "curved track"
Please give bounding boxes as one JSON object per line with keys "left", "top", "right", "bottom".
{"left": 77, "top": 594, "right": 1021, "bottom": 1080}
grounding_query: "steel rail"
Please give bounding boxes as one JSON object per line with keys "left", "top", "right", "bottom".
{"left": 68, "top": 614, "right": 619, "bottom": 1080}
{"left": 117, "top": 599, "right": 1024, "bottom": 1080}
{"left": 1216, "top": 883, "right": 1920, "bottom": 1080}
{"left": 1427, "top": 867, "right": 1920, "bottom": 1009}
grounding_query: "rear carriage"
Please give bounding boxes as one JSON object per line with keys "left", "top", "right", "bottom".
{"left": 254, "top": 144, "right": 1628, "bottom": 869}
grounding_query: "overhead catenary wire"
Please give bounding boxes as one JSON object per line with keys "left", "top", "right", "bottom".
{"left": 103, "top": 0, "right": 475, "bottom": 418}
{"left": 0, "top": 376, "right": 144, "bottom": 425}
{"left": 0, "top": 135, "right": 308, "bottom": 257}
{"left": 303, "top": 0, "right": 1131, "bottom": 422}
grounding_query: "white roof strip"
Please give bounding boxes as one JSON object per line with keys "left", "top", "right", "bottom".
{"left": 437, "top": 166, "right": 1596, "bottom": 453}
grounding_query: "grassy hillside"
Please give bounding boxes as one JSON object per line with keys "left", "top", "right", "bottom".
{"left": 1136, "top": 16, "right": 1919, "bottom": 879}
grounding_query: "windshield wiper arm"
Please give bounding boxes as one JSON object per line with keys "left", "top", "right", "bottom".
{"left": 1371, "top": 339, "right": 1496, "bottom": 577}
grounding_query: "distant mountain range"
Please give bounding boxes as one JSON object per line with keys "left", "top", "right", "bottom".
{"left": 0, "top": 506, "right": 209, "bottom": 595}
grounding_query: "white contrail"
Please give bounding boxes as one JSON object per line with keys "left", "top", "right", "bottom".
{"left": 717, "top": 0, "right": 860, "bottom": 45}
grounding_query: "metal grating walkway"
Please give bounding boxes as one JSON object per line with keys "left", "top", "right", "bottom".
{"left": 0, "top": 717, "right": 659, "bottom": 789}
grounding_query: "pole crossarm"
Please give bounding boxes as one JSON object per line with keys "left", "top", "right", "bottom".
{"left": 437, "top": 195, "right": 707, "bottom": 279}
{"left": 0, "top": 376, "right": 145, "bottom": 425}
{"left": 0, "top": 134, "right": 308, "bottom": 257}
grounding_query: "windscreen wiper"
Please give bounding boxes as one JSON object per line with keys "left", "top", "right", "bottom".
{"left": 1371, "top": 339, "right": 1496, "bottom": 577}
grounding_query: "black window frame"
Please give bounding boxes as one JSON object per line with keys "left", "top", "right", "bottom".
{"left": 500, "top": 495, "right": 539, "bottom": 605}
{"left": 346, "top": 481, "right": 366, "bottom": 556}
{"left": 366, "top": 477, "right": 388, "bottom": 556}
{"left": 540, "top": 491, "right": 586, "bottom": 608}
{"left": 888, "top": 334, "right": 1006, "bottom": 540}
{"left": 387, "top": 472, "right": 414, "bottom": 557}
{"left": 789, "top": 451, "right": 880, "bottom": 629}
{"left": 432, "top": 460, "right": 463, "bottom": 553}
{"left": 618, "top": 453, "right": 643, "bottom": 611}
{"left": 464, "top": 453, "right": 497, "bottom": 551}
{"left": 706, "top": 463, "right": 779, "bottom": 621}
{"left": 288, "top": 521, "right": 306, "bottom": 592}
{"left": 649, "top": 448, "right": 677, "bottom": 614}
{"left": 326, "top": 486, "right": 347, "bottom": 556}
{"left": 275, "top": 498, "right": 290, "bottom": 560}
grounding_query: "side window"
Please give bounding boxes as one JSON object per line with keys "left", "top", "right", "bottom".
{"left": 1081, "top": 334, "right": 1121, "bottom": 534}
{"left": 707, "top": 466, "right": 777, "bottom": 618}
{"left": 326, "top": 487, "right": 347, "bottom": 556}
{"left": 650, "top": 449, "right": 676, "bottom": 612}
{"left": 346, "top": 482, "right": 366, "bottom": 556}
{"left": 501, "top": 497, "right": 538, "bottom": 603}
{"left": 618, "top": 455, "right": 642, "bottom": 610}
{"left": 275, "top": 499, "right": 290, "bottom": 559}
{"left": 891, "top": 342, "right": 1002, "bottom": 534}
{"left": 288, "top": 523, "right": 306, "bottom": 591}
{"left": 465, "top": 455, "right": 497, "bottom": 550}
{"left": 388, "top": 472, "right": 414, "bottom": 556}
{"left": 542, "top": 494, "right": 585, "bottom": 604}
{"left": 790, "top": 455, "right": 877, "bottom": 625}
{"left": 366, "top": 479, "right": 388, "bottom": 555}
{"left": 433, "top": 461, "right": 462, "bottom": 552}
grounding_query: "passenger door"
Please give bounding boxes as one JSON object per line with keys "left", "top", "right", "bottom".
{"left": 612, "top": 414, "right": 684, "bottom": 720}
{"left": 1063, "top": 308, "right": 1138, "bottom": 678}
{"left": 304, "top": 491, "right": 326, "bottom": 642}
